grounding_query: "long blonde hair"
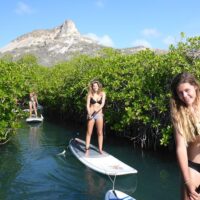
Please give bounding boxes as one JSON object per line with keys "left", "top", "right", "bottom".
{"left": 88, "top": 80, "right": 103, "bottom": 95}
{"left": 170, "top": 72, "right": 200, "bottom": 143}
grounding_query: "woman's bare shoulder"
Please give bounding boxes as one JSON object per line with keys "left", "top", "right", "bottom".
{"left": 101, "top": 91, "right": 106, "bottom": 96}
{"left": 87, "top": 93, "right": 92, "bottom": 98}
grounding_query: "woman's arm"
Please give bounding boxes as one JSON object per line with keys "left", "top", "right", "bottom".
{"left": 175, "top": 131, "right": 190, "bottom": 183}
{"left": 86, "top": 94, "right": 92, "bottom": 115}
{"left": 35, "top": 95, "right": 38, "bottom": 105}
{"left": 100, "top": 92, "right": 106, "bottom": 109}
{"left": 175, "top": 131, "right": 199, "bottom": 198}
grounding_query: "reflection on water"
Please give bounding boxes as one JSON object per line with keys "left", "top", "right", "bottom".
{"left": 28, "top": 123, "right": 42, "bottom": 150}
{"left": 0, "top": 121, "right": 180, "bottom": 200}
{"left": 84, "top": 168, "right": 108, "bottom": 199}
{"left": 113, "top": 174, "right": 137, "bottom": 194}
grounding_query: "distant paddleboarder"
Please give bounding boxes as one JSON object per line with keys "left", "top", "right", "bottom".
{"left": 29, "top": 91, "right": 38, "bottom": 118}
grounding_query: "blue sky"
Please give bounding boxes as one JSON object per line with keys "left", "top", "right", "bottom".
{"left": 1, "top": 0, "right": 200, "bottom": 50}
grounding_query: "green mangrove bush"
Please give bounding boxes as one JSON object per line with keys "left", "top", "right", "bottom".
{"left": 1, "top": 35, "right": 200, "bottom": 150}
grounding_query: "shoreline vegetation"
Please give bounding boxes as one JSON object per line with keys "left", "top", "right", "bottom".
{"left": 1, "top": 34, "right": 200, "bottom": 150}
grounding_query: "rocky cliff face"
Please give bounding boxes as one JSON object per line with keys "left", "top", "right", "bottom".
{"left": 0, "top": 20, "right": 165, "bottom": 66}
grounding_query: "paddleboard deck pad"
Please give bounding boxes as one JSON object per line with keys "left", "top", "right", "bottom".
{"left": 105, "top": 189, "right": 136, "bottom": 200}
{"left": 69, "top": 138, "right": 137, "bottom": 176}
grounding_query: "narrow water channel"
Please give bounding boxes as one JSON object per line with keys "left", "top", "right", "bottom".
{"left": 0, "top": 120, "right": 180, "bottom": 200}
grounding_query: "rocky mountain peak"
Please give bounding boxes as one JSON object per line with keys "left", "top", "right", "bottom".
{"left": 0, "top": 19, "right": 167, "bottom": 66}
{"left": 0, "top": 19, "right": 102, "bottom": 66}
{"left": 58, "top": 20, "right": 80, "bottom": 37}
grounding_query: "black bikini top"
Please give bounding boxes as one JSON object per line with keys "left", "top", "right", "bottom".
{"left": 90, "top": 97, "right": 102, "bottom": 104}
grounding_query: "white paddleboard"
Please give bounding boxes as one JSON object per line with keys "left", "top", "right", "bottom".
{"left": 26, "top": 115, "right": 44, "bottom": 123}
{"left": 105, "top": 189, "right": 136, "bottom": 200}
{"left": 23, "top": 109, "right": 30, "bottom": 112}
{"left": 69, "top": 138, "right": 137, "bottom": 176}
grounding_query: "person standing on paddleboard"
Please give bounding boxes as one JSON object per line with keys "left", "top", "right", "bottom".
{"left": 85, "top": 80, "right": 106, "bottom": 154}
{"left": 29, "top": 91, "right": 38, "bottom": 118}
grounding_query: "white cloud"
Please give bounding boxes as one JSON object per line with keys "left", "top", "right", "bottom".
{"left": 15, "top": 2, "right": 34, "bottom": 15}
{"left": 131, "top": 39, "right": 152, "bottom": 48}
{"left": 142, "top": 28, "right": 160, "bottom": 37}
{"left": 163, "top": 36, "right": 176, "bottom": 46}
{"left": 86, "top": 33, "right": 114, "bottom": 47}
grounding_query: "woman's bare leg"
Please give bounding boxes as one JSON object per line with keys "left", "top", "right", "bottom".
{"left": 96, "top": 117, "right": 104, "bottom": 154}
{"left": 33, "top": 102, "right": 37, "bottom": 117}
{"left": 85, "top": 119, "right": 95, "bottom": 153}
{"left": 29, "top": 102, "right": 33, "bottom": 117}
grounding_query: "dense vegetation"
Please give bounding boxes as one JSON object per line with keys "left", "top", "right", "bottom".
{"left": 1, "top": 35, "right": 200, "bottom": 149}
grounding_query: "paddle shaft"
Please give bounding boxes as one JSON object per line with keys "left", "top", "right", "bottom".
{"left": 113, "top": 190, "right": 118, "bottom": 199}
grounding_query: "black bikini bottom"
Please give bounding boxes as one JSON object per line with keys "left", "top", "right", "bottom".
{"left": 188, "top": 160, "right": 200, "bottom": 173}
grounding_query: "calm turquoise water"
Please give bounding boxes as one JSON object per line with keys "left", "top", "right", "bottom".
{"left": 0, "top": 120, "right": 180, "bottom": 200}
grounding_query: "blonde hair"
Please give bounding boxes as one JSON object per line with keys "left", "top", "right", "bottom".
{"left": 88, "top": 80, "right": 103, "bottom": 95}
{"left": 170, "top": 72, "right": 200, "bottom": 143}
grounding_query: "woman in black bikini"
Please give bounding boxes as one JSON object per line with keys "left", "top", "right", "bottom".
{"left": 170, "top": 72, "right": 200, "bottom": 200}
{"left": 29, "top": 92, "right": 38, "bottom": 118}
{"left": 85, "top": 80, "right": 106, "bottom": 154}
